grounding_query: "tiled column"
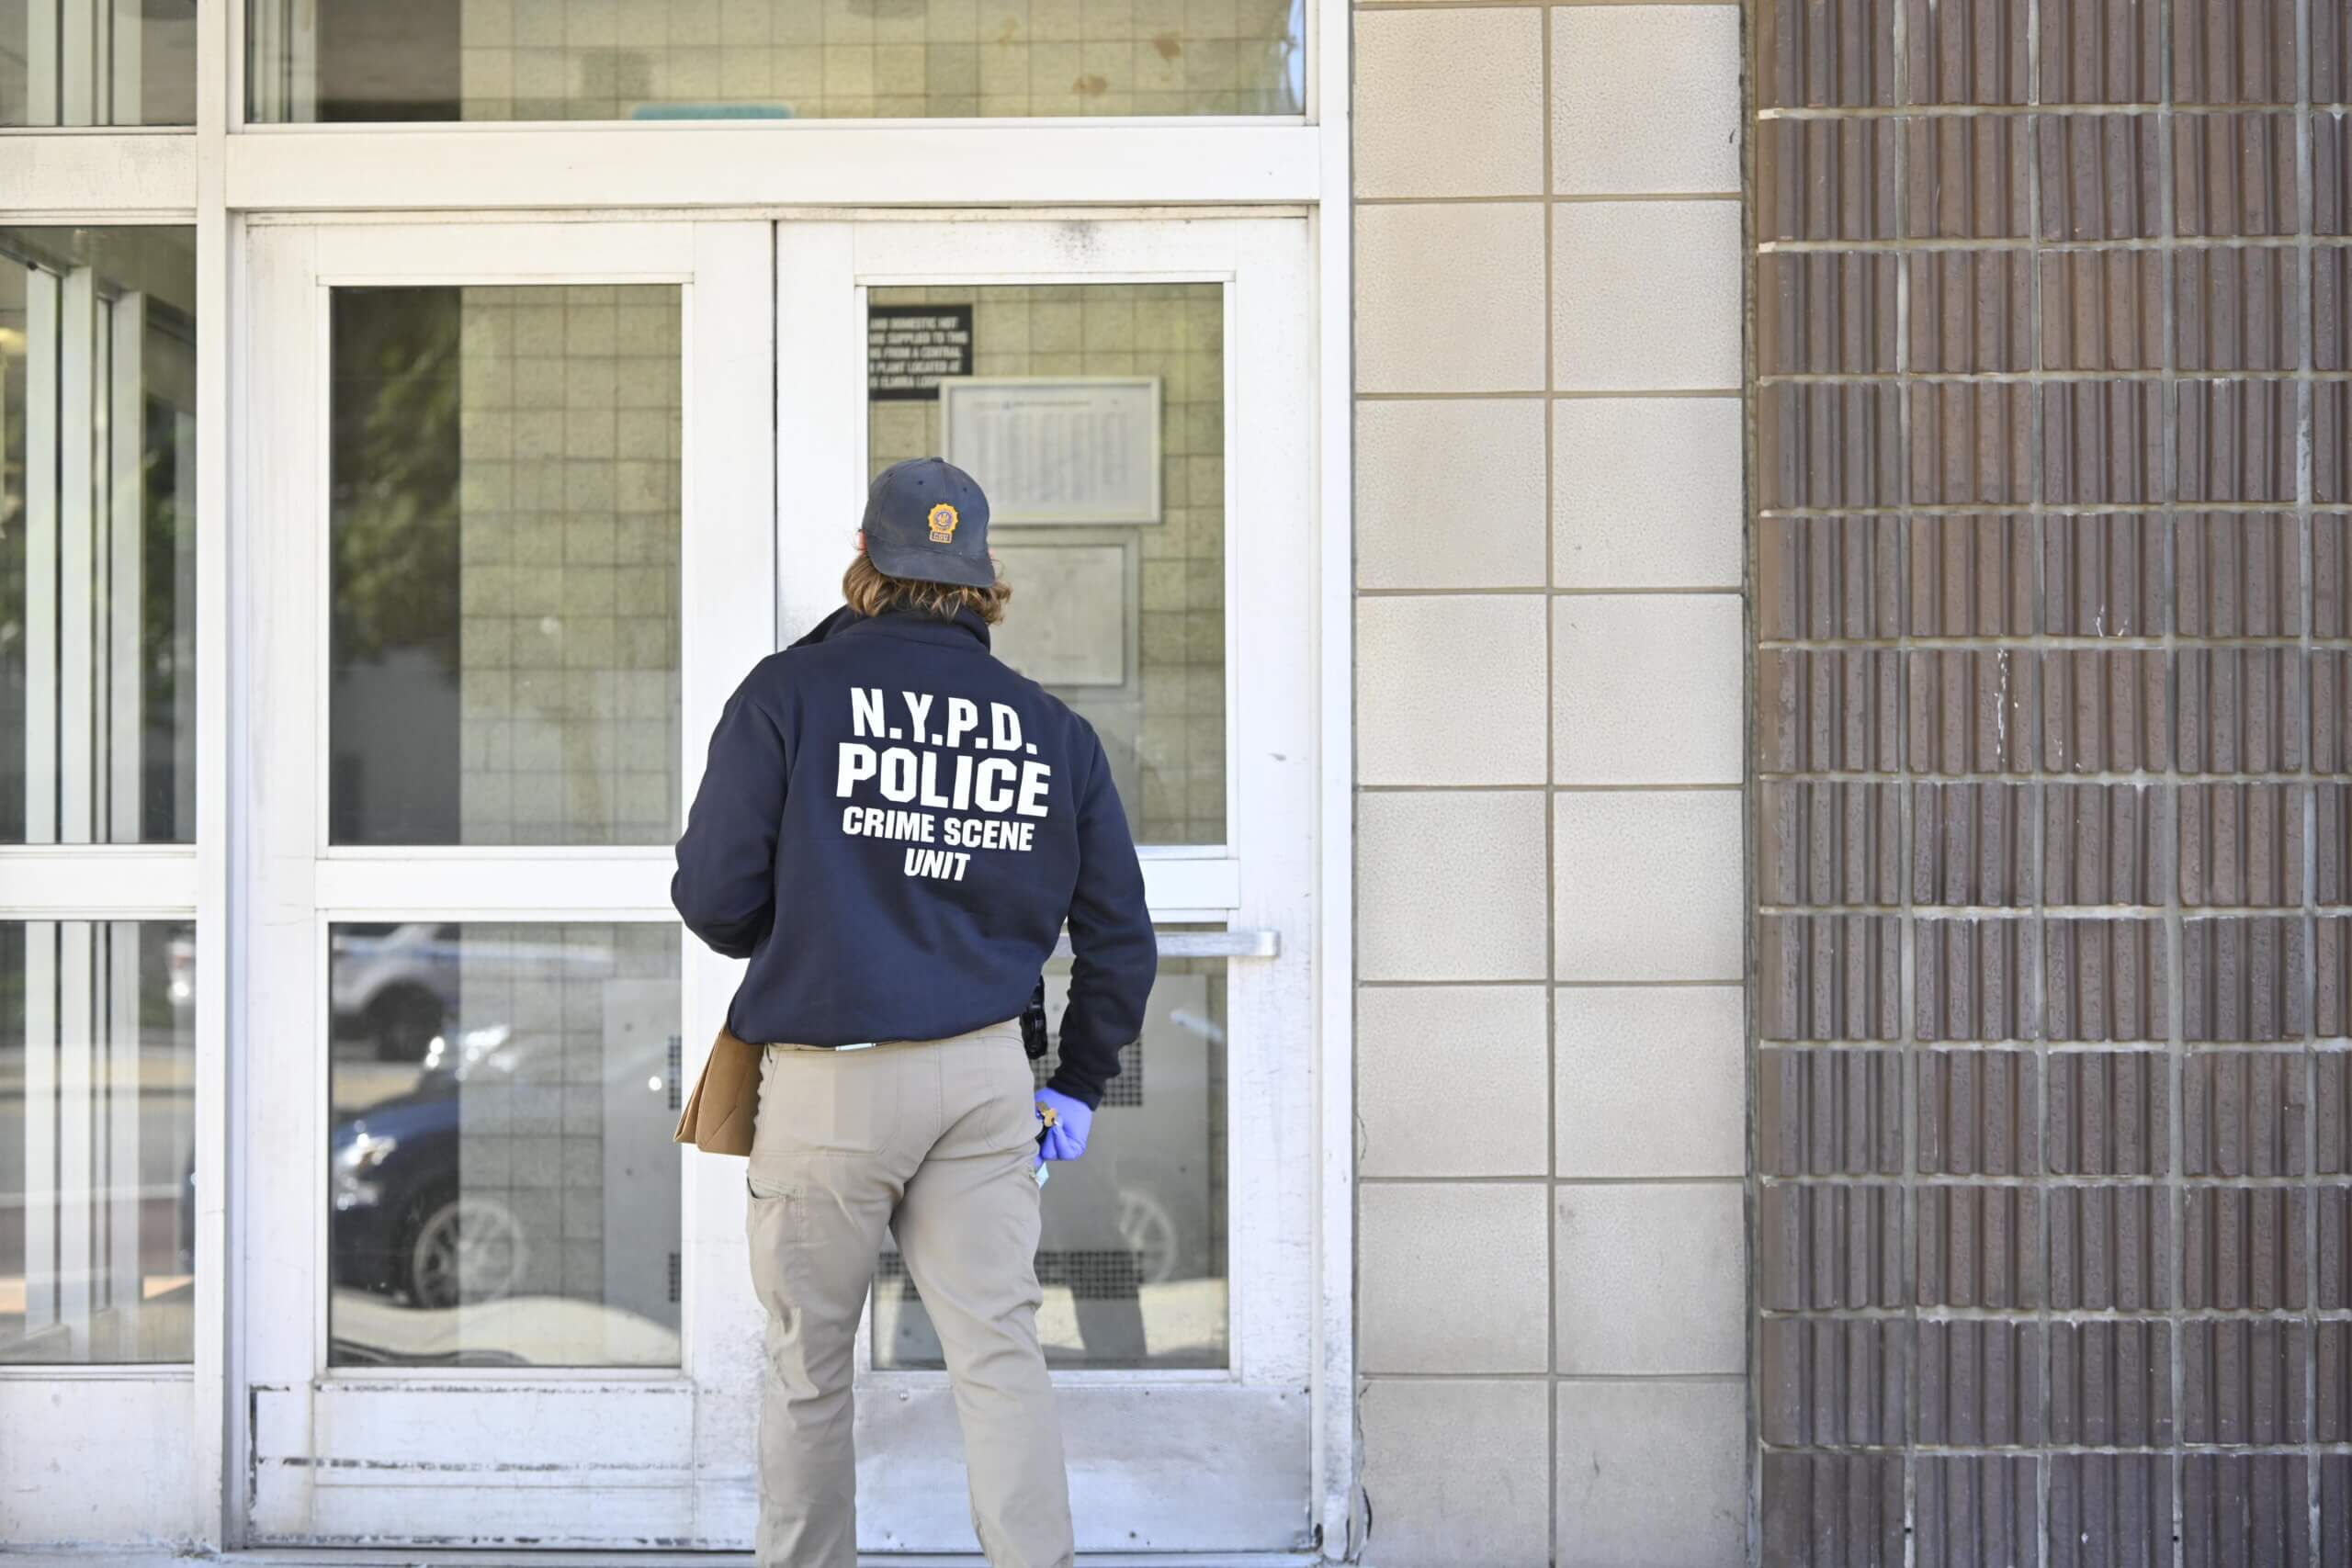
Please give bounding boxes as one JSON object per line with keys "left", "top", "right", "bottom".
{"left": 1351, "top": 4, "right": 1745, "bottom": 1565}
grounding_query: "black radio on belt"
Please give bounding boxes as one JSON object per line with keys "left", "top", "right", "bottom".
{"left": 1019, "top": 978, "right": 1049, "bottom": 1061}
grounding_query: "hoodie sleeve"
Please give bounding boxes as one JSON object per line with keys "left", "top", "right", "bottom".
{"left": 1046, "top": 728, "right": 1157, "bottom": 1108}
{"left": 672, "top": 667, "right": 789, "bottom": 961}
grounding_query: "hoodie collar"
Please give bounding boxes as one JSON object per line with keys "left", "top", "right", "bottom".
{"left": 811, "top": 604, "right": 993, "bottom": 653}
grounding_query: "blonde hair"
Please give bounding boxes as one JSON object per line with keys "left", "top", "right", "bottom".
{"left": 843, "top": 551, "right": 1012, "bottom": 626}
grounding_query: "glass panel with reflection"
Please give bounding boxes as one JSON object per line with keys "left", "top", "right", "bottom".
{"left": 1, "top": 227, "right": 198, "bottom": 845}
{"left": 328, "top": 285, "right": 682, "bottom": 846}
{"left": 246, "top": 0, "right": 1304, "bottom": 122}
{"left": 873, "top": 933, "right": 1227, "bottom": 1370}
{"left": 0, "top": 920, "right": 197, "bottom": 1364}
{"left": 1, "top": 0, "right": 197, "bottom": 125}
{"left": 326, "top": 921, "right": 682, "bottom": 1368}
{"left": 866, "top": 283, "right": 1226, "bottom": 846}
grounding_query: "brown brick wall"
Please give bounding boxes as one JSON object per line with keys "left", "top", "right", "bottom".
{"left": 1754, "top": 1, "right": 2352, "bottom": 1562}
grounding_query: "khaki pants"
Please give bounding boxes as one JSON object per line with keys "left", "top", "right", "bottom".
{"left": 745, "top": 1021, "right": 1072, "bottom": 1568}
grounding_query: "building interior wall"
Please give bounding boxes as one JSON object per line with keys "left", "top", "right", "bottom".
{"left": 1349, "top": 2, "right": 1747, "bottom": 1563}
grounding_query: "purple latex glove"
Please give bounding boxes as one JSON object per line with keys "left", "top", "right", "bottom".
{"left": 1034, "top": 1088, "right": 1093, "bottom": 1167}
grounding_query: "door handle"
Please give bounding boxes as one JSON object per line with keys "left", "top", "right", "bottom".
{"left": 1049, "top": 928, "right": 1280, "bottom": 960}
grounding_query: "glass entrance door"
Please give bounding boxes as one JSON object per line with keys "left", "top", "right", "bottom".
{"left": 777, "top": 215, "right": 1319, "bottom": 1553}
{"left": 237, "top": 219, "right": 773, "bottom": 1545}
{"left": 234, "top": 211, "right": 1317, "bottom": 1551}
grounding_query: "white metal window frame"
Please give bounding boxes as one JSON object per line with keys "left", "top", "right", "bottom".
{"left": 0, "top": 0, "right": 1355, "bottom": 1551}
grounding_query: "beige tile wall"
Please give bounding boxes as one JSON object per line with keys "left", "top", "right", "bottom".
{"left": 1351, "top": 4, "right": 1745, "bottom": 1564}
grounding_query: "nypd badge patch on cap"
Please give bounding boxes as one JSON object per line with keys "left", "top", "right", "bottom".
{"left": 863, "top": 457, "right": 993, "bottom": 589}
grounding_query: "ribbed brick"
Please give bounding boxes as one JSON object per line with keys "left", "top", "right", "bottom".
{"left": 2177, "top": 648, "right": 2302, "bottom": 774}
{"left": 1759, "top": 118, "right": 1900, "bottom": 242}
{"left": 2051, "top": 1321, "right": 2175, "bottom": 1446}
{"left": 1759, "top": 515, "right": 1905, "bottom": 640}
{"left": 2172, "top": 0, "right": 2298, "bottom": 105}
{"left": 1759, "top": 383, "right": 1905, "bottom": 510}
{"left": 2179, "top": 378, "right": 2299, "bottom": 502}
{"left": 1913, "top": 381, "right": 2032, "bottom": 504}
{"left": 2046, "top": 917, "right": 2169, "bottom": 1041}
{"left": 1917, "top": 1184, "right": 2045, "bottom": 1308}
{"left": 2186, "top": 1051, "right": 2312, "bottom": 1178}
{"left": 2182, "top": 1456, "right": 2312, "bottom": 1568}
{"left": 1917, "top": 919, "right": 2038, "bottom": 1043}
{"left": 2331, "top": 1459, "right": 2352, "bottom": 1568}
{"left": 1759, "top": 1047, "right": 1905, "bottom": 1176}
{"left": 2050, "top": 1455, "right": 2173, "bottom": 1568}
{"left": 2040, "top": 113, "right": 2163, "bottom": 239}
{"left": 1914, "top": 513, "right": 2035, "bottom": 637}
{"left": 2049, "top": 1049, "right": 2171, "bottom": 1176}
{"left": 2043, "top": 649, "right": 2168, "bottom": 773}
{"left": 1904, "top": 0, "right": 2029, "bottom": 103}
{"left": 1760, "top": 1452, "right": 1905, "bottom": 1568}
{"left": 1910, "top": 648, "right": 2038, "bottom": 773}
{"left": 2046, "top": 513, "right": 2163, "bottom": 637}
{"left": 2320, "top": 1053, "right": 2352, "bottom": 1174}
{"left": 1761, "top": 915, "right": 1905, "bottom": 1042}
{"left": 1762, "top": 780, "right": 1906, "bottom": 906}
{"left": 2181, "top": 916, "right": 2309, "bottom": 1043}
{"left": 1917, "top": 1319, "right": 2042, "bottom": 1446}
{"left": 2322, "top": 1186, "right": 2352, "bottom": 1308}
{"left": 2041, "top": 380, "right": 2165, "bottom": 504}
{"left": 2318, "top": 918, "right": 2352, "bottom": 1035}
{"left": 1757, "top": 0, "right": 1898, "bottom": 107}
{"left": 1759, "top": 1181, "right": 1905, "bottom": 1311}
{"left": 2045, "top": 783, "right": 2165, "bottom": 907}
{"left": 1908, "top": 250, "right": 2032, "bottom": 372}
{"left": 2184, "top": 1185, "right": 2310, "bottom": 1310}
{"left": 1760, "top": 252, "right": 1901, "bottom": 376}
{"left": 1905, "top": 114, "right": 2030, "bottom": 238}
{"left": 2050, "top": 1182, "right": 2174, "bottom": 1309}
{"left": 2178, "top": 245, "right": 2303, "bottom": 371}
{"left": 2321, "top": 114, "right": 2350, "bottom": 235}
{"left": 2318, "top": 245, "right": 2351, "bottom": 371}
{"left": 1761, "top": 649, "right": 1905, "bottom": 773}
{"left": 1920, "top": 1048, "right": 2041, "bottom": 1174}
{"left": 2179, "top": 783, "right": 2304, "bottom": 908}
{"left": 2177, "top": 512, "right": 2301, "bottom": 637}
{"left": 1917, "top": 781, "right": 2036, "bottom": 907}
{"left": 2183, "top": 1319, "right": 2308, "bottom": 1445}
{"left": 2177, "top": 114, "right": 2299, "bottom": 238}
{"left": 2041, "top": 250, "right": 2165, "bottom": 371}
{"left": 2314, "top": 519, "right": 2352, "bottom": 637}
{"left": 2316, "top": 384, "right": 2349, "bottom": 502}
{"left": 2039, "top": 0, "right": 2162, "bottom": 105}
{"left": 2310, "top": 651, "right": 2352, "bottom": 772}
{"left": 2322, "top": 5, "right": 2352, "bottom": 103}
{"left": 2322, "top": 1320, "right": 2352, "bottom": 1439}
{"left": 1760, "top": 1316, "right": 1908, "bottom": 1447}
{"left": 1915, "top": 1457, "right": 2037, "bottom": 1568}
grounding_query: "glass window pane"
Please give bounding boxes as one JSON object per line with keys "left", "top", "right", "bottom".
{"left": 246, "top": 0, "right": 1304, "bottom": 121}
{"left": 0, "top": 919, "right": 197, "bottom": 1364}
{"left": 327, "top": 921, "right": 682, "bottom": 1368}
{"left": 0, "top": 227, "right": 198, "bottom": 845}
{"left": 1, "top": 0, "right": 198, "bottom": 125}
{"left": 329, "top": 286, "right": 682, "bottom": 846}
{"left": 866, "top": 284, "right": 1225, "bottom": 845}
{"left": 874, "top": 929, "right": 1227, "bottom": 1370}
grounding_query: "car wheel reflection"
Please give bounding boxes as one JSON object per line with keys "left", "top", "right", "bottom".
{"left": 1116, "top": 1188, "right": 1181, "bottom": 1286}
{"left": 407, "top": 1187, "right": 529, "bottom": 1309}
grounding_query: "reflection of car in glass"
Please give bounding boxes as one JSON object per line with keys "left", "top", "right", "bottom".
{"left": 330, "top": 1018, "right": 671, "bottom": 1311}
{"left": 328, "top": 923, "right": 617, "bottom": 1061}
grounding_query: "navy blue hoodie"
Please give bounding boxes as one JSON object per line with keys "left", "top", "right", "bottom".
{"left": 672, "top": 605, "right": 1156, "bottom": 1107}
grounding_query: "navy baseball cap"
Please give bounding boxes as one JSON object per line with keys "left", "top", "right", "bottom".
{"left": 861, "top": 457, "right": 994, "bottom": 590}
